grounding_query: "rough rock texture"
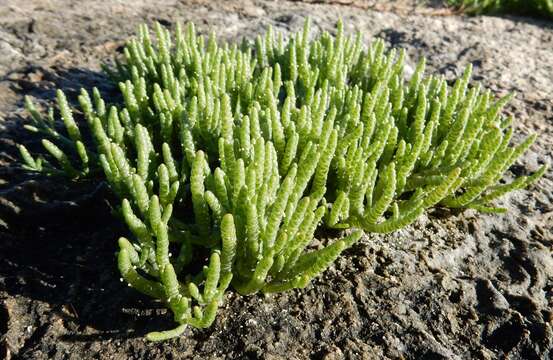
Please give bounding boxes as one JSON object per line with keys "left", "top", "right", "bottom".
{"left": 0, "top": 1, "right": 552, "bottom": 359}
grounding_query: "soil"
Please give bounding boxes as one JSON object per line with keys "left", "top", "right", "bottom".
{"left": 0, "top": 1, "right": 552, "bottom": 359}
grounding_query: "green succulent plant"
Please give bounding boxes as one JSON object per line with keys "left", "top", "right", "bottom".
{"left": 448, "top": 0, "right": 553, "bottom": 19}
{"left": 17, "top": 19, "right": 546, "bottom": 341}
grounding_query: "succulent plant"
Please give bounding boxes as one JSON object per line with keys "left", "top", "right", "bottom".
{"left": 18, "top": 19, "right": 545, "bottom": 340}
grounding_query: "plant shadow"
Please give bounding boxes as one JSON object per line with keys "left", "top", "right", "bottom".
{"left": 0, "top": 65, "right": 171, "bottom": 341}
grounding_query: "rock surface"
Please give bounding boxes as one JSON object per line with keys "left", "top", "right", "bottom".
{"left": 0, "top": 1, "right": 551, "bottom": 359}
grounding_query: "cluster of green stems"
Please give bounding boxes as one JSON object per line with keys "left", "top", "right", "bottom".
{"left": 18, "top": 19, "right": 545, "bottom": 340}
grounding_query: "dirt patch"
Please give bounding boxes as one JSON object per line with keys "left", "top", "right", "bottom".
{"left": 0, "top": 1, "right": 552, "bottom": 359}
